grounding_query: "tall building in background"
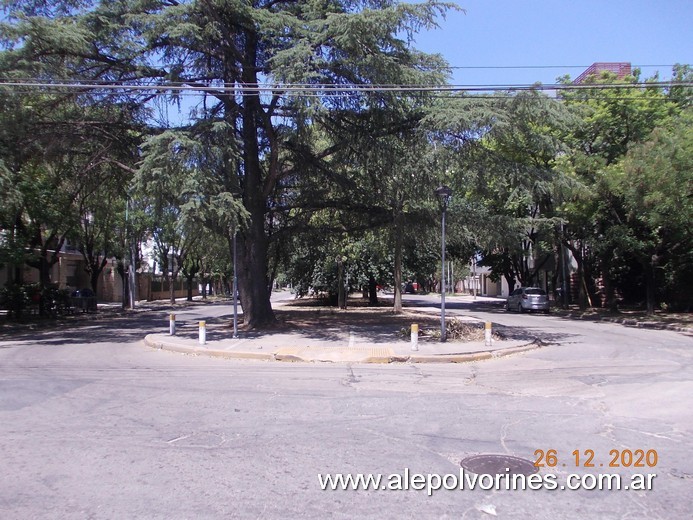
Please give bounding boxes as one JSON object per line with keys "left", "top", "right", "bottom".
{"left": 574, "top": 62, "right": 632, "bottom": 83}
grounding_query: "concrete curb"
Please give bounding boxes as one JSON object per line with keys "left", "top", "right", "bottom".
{"left": 144, "top": 335, "right": 276, "bottom": 361}
{"left": 273, "top": 353, "right": 305, "bottom": 363}
{"left": 407, "top": 342, "right": 542, "bottom": 364}
{"left": 144, "top": 334, "right": 544, "bottom": 364}
{"left": 561, "top": 313, "right": 691, "bottom": 333}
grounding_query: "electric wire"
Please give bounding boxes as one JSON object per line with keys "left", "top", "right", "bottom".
{"left": 0, "top": 79, "right": 690, "bottom": 95}
{"left": 447, "top": 63, "right": 678, "bottom": 70}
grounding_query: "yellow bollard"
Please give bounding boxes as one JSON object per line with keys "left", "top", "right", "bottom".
{"left": 199, "top": 320, "right": 206, "bottom": 345}
{"left": 411, "top": 323, "right": 419, "bottom": 351}
{"left": 485, "top": 321, "right": 492, "bottom": 347}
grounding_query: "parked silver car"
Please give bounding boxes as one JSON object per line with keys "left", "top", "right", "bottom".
{"left": 506, "top": 287, "right": 550, "bottom": 313}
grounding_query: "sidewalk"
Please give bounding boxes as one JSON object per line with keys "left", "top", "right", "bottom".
{"left": 143, "top": 321, "right": 542, "bottom": 364}
{"left": 124, "top": 294, "right": 692, "bottom": 363}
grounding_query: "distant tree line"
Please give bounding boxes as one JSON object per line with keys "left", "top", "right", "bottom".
{"left": 0, "top": 1, "right": 690, "bottom": 323}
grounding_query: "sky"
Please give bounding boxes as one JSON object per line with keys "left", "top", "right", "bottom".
{"left": 409, "top": 0, "right": 693, "bottom": 87}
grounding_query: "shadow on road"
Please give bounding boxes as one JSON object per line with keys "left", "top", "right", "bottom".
{"left": 0, "top": 297, "right": 582, "bottom": 348}
{"left": 0, "top": 312, "right": 171, "bottom": 346}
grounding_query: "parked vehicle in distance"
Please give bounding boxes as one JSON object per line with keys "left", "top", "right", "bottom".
{"left": 506, "top": 287, "right": 550, "bottom": 313}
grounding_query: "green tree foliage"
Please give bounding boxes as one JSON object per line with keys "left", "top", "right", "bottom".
{"left": 2, "top": 0, "right": 690, "bottom": 318}
{"left": 426, "top": 90, "right": 576, "bottom": 291}
{"left": 0, "top": 87, "right": 142, "bottom": 296}
{"left": 607, "top": 109, "right": 693, "bottom": 311}
{"left": 1, "top": 0, "right": 454, "bottom": 325}
{"left": 560, "top": 69, "right": 686, "bottom": 310}
{"left": 134, "top": 129, "right": 248, "bottom": 304}
{"left": 345, "top": 128, "right": 438, "bottom": 312}
{"left": 1, "top": 3, "right": 146, "bottom": 308}
{"left": 76, "top": 176, "right": 123, "bottom": 294}
{"left": 124, "top": 0, "right": 452, "bottom": 326}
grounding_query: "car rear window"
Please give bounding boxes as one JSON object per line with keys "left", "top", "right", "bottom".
{"left": 525, "top": 289, "right": 546, "bottom": 295}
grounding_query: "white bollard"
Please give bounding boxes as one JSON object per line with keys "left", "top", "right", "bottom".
{"left": 169, "top": 314, "right": 176, "bottom": 335}
{"left": 411, "top": 323, "right": 419, "bottom": 351}
{"left": 485, "top": 321, "right": 492, "bottom": 347}
{"left": 199, "top": 320, "right": 206, "bottom": 345}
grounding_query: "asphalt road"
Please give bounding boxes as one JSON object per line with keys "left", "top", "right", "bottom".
{"left": 0, "top": 299, "right": 691, "bottom": 519}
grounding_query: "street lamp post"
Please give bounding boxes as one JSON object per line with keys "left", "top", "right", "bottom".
{"left": 336, "top": 255, "right": 347, "bottom": 310}
{"left": 435, "top": 185, "right": 453, "bottom": 342}
{"left": 232, "top": 227, "right": 239, "bottom": 339}
{"left": 125, "top": 195, "right": 137, "bottom": 309}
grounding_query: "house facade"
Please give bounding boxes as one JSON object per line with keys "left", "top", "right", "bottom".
{"left": 0, "top": 249, "right": 197, "bottom": 303}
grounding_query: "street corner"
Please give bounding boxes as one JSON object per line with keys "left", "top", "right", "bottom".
{"left": 142, "top": 333, "right": 546, "bottom": 365}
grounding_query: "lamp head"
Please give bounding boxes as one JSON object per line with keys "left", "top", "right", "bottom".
{"left": 434, "top": 185, "right": 453, "bottom": 210}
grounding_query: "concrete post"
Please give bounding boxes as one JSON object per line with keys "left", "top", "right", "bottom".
{"left": 485, "top": 321, "right": 492, "bottom": 347}
{"left": 169, "top": 314, "right": 176, "bottom": 335}
{"left": 199, "top": 321, "right": 206, "bottom": 345}
{"left": 411, "top": 324, "right": 419, "bottom": 351}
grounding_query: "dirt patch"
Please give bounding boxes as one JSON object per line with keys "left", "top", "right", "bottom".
{"left": 276, "top": 298, "right": 501, "bottom": 342}
{"left": 281, "top": 297, "right": 429, "bottom": 324}
{"left": 277, "top": 307, "right": 433, "bottom": 327}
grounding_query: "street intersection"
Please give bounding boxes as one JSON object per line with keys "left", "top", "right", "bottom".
{"left": 0, "top": 295, "right": 691, "bottom": 519}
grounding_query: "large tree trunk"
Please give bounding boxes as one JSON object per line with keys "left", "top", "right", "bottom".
{"left": 577, "top": 260, "right": 587, "bottom": 310}
{"left": 186, "top": 274, "right": 195, "bottom": 302}
{"left": 117, "top": 263, "right": 128, "bottom": 310}
{"left": 88, "top": 257, "right": 108, "bottom": 295}
{"left": 232, "top": 30, "right": 276, "bottom": 329}
{"left": 337, "top": 260, "right": 346, "bottom": 309}
{"left": 236, "top": 227, "right": 275, "bottom": 329}
{"left": 26, "top": 250, "right": 54, "bottom": 290}
{"left": 38, "top": 255, "right": 52, "bottom": 289}
{"left": 601, "top": 261, "right": 617, "bottom": 312}
{"left": 368, "top": 275, "right": 378, "bottom": 306}
{"left": 226, "top": 29, "right": 276, "bottom": 329}
{"left": 90, "top": 269, "right": 101, "bottom": 295}
{"left": 26, "top": 252, "right": 56, "bottom": 316}
{"left": 183, "top": 259, "right": 199, "bottom": 302}
{"left": 644, "top": 258, "right": 657, "bottom": 315}
{"left": 235, "top": 191, "right": 275, "bottom": 329}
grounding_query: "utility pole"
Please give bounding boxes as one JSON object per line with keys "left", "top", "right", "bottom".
{"left": 435, "top": 186, "right": 453, "bottom": 342}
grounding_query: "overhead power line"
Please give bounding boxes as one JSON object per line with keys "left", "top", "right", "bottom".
{"left": 0, "top": 79, "right": 690, "bottom": 96}
{"left": 447, "top": 64, "right": 678, "bottom": 70}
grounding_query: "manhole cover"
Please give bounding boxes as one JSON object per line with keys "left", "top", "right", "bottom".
{"left": 460, "top": 454, "right": 538, "bottom": 476}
